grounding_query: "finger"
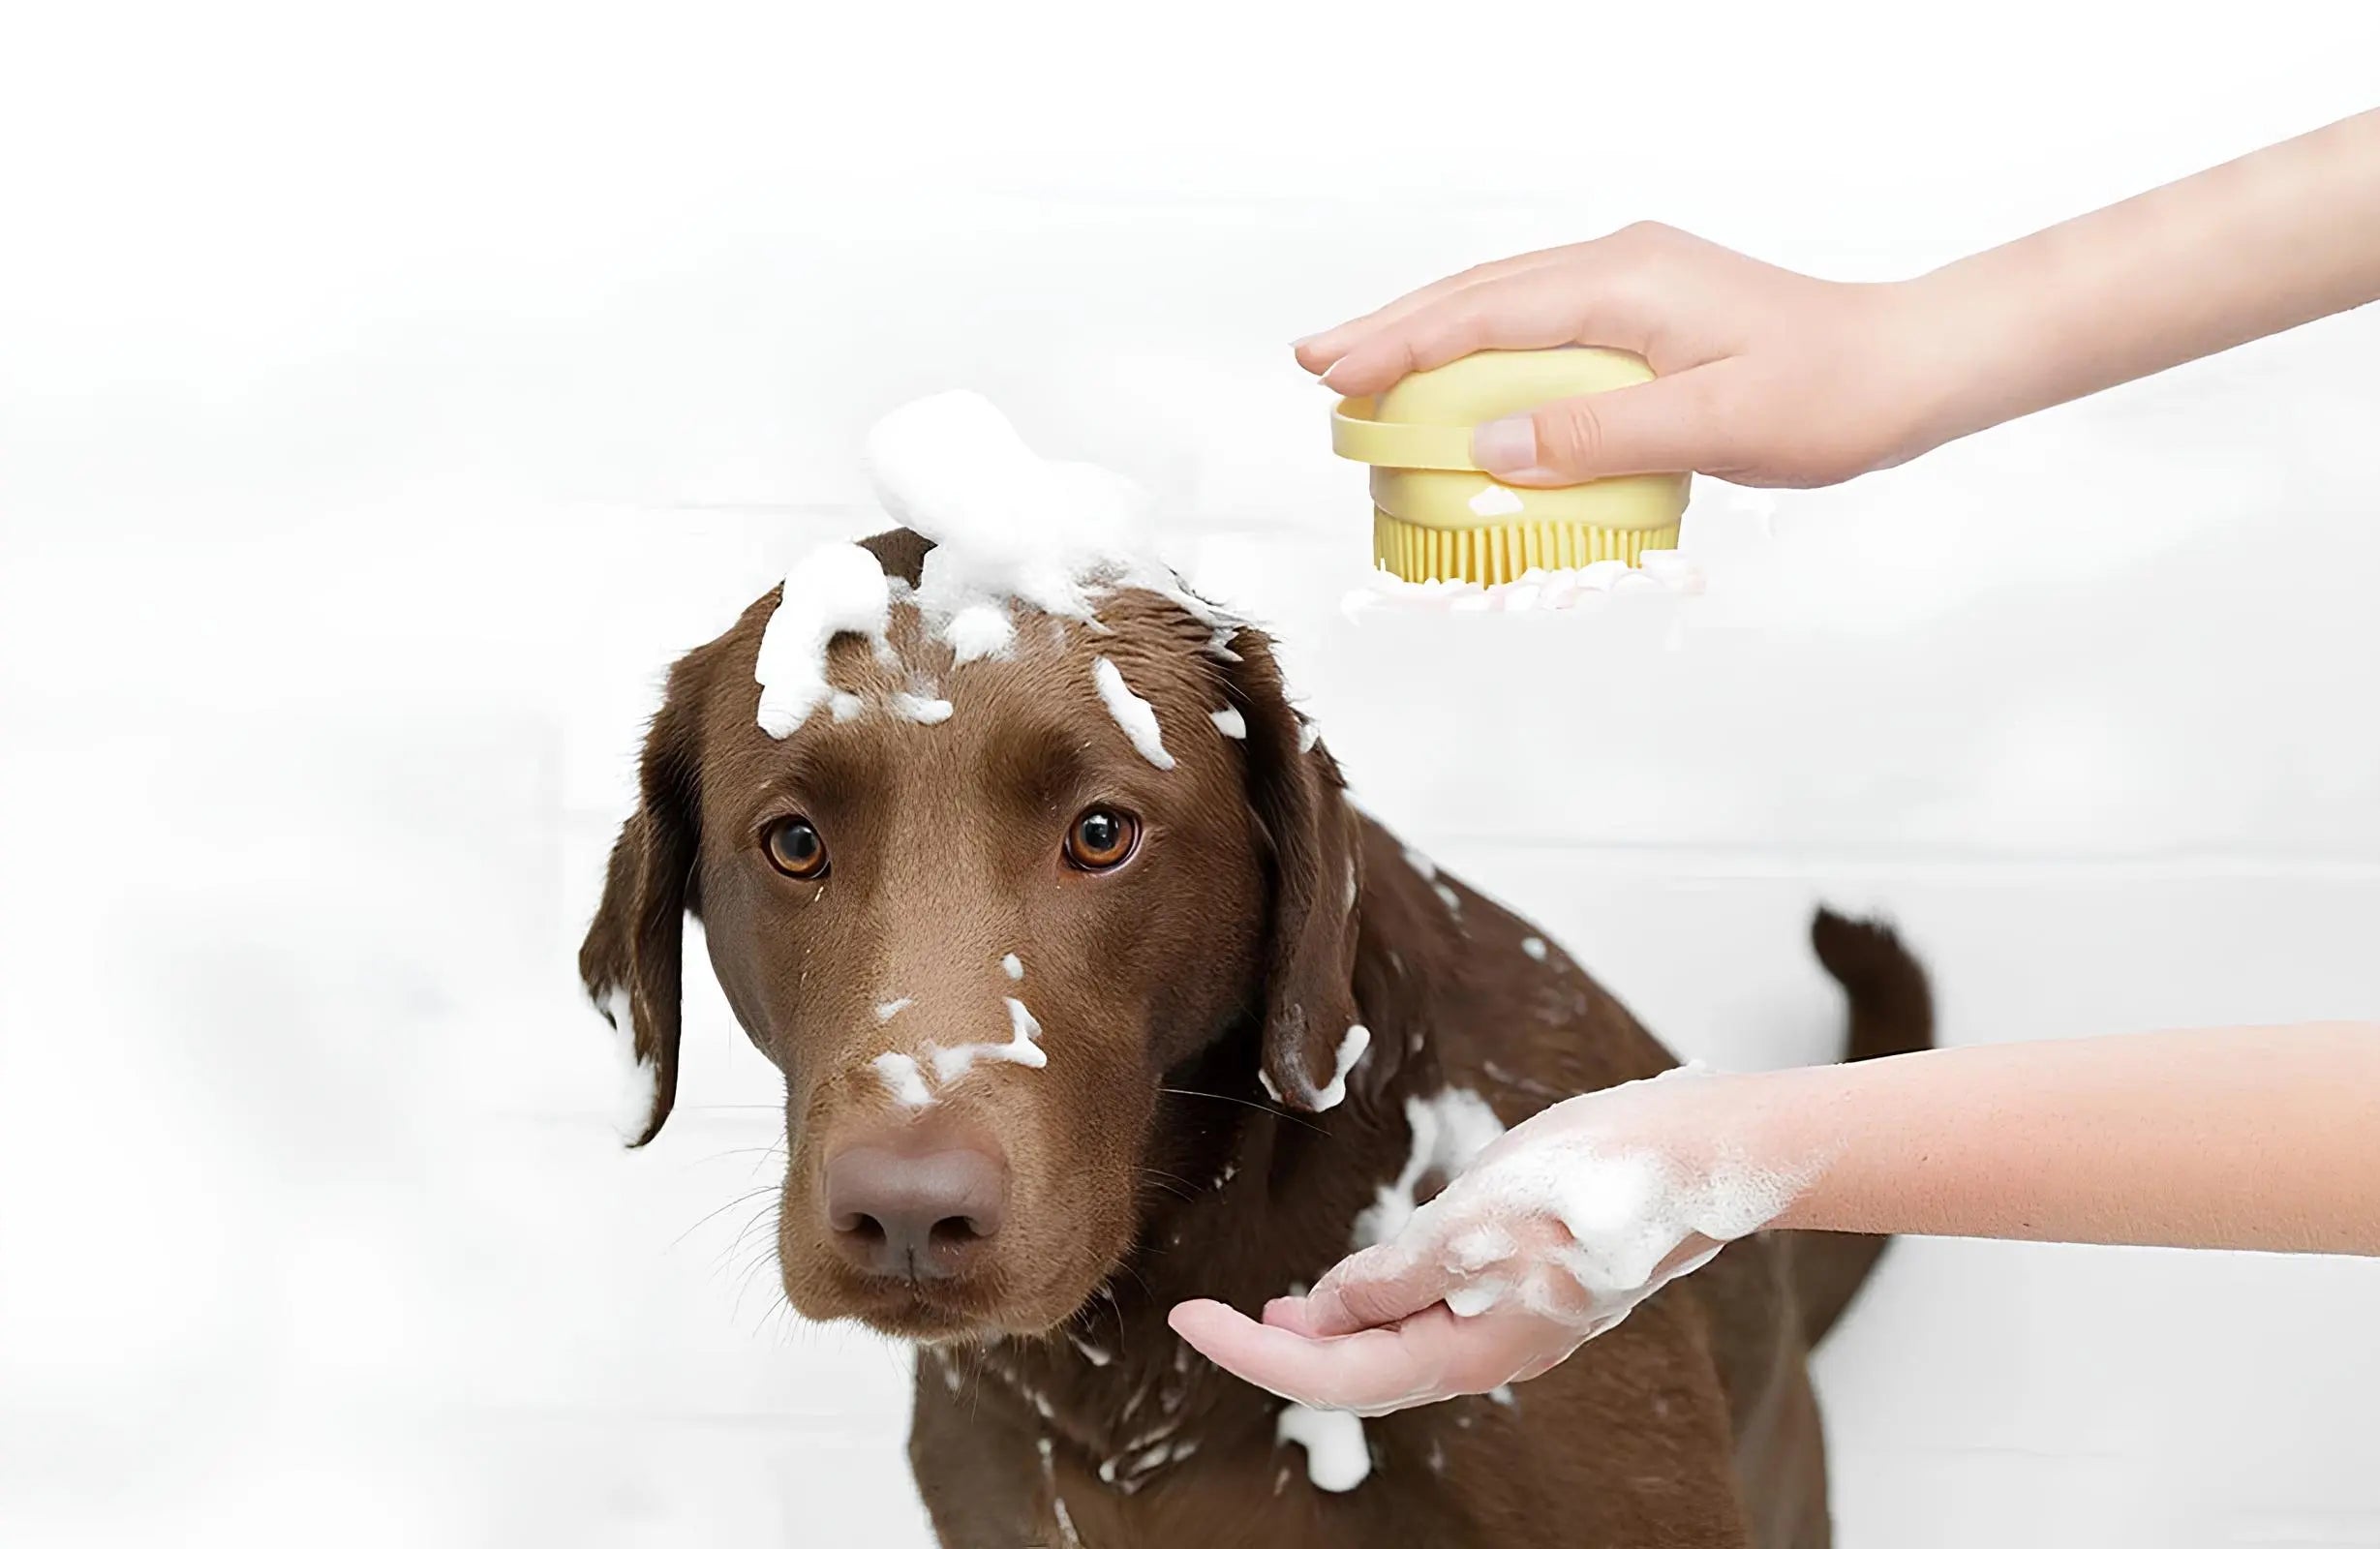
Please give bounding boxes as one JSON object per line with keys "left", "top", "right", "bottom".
{"left": 1314, "top": 260, "right": 1666, "bottom": 397}
{"left": 1471, "top": 365, "right": 1738, "bottom": 485}
{"left": 1298, "top": 1243, "right": 1458, "bottom": 1339}
{"left": 1294, "top": 245, "right": 1583, "bottom": 375}
{"left": 1263, "top": 1296, "right": 1326, "bottom": 1335}
{"left": 1168, "top": 1298, "right": 1449, "bottom": 1413}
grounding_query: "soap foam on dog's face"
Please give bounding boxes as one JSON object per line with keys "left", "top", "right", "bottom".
{"left": 703, "top": 396, "right": 1284, "bottom": 1342}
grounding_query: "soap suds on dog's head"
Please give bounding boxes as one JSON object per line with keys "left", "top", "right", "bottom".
{"left": 1092, "top": 656, "right": 1175, "bottom": 771}
{"left": 868, "top": 389, "right": 1154, "bottom": 627}
{"left": 753, "top": 543, "right": 893, "bottom": 738}
{"left": 943, "top": 601, "right": 1017, "bottom": 663}
{"left": 866, "top": 389, "right": 1236, "bottom": 661}
{"left": 891, "top": 692, "right": 955, "bottom": 725}
{"left": 755, "top": 390, "right": 1238, "bottom": 743}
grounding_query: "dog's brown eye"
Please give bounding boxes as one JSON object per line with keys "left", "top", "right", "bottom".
{"left": 1065, "top": 807, "right": 1139, "bottom": 871}
{"left": 763, "top": 817, "right": 829, "bottom": 879}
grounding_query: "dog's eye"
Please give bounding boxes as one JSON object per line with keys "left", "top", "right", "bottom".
{"left": 763, "top": 817, "right": 829, "bottom": 880}
{"left": 1064, "top": 807, "right": 1140, "bottom": 871}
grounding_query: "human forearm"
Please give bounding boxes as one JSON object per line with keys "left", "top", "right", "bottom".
{"left": 1904, "top": 108, "right": 2380, "bottom": 454}
{"left": 1713, "top": 1024, "right": 2380, "bottom": 1254}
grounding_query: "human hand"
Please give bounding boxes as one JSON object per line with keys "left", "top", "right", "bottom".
{"left": 1170, "top": 1068, "right": 1803, "bottom": 1415}
{"left": 1293, "top": 224, "right": 1944, "bottom": 490}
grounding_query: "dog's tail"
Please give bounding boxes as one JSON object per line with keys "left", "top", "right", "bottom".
{"left": 1789, "top": 907, "right": 1935, "bottom": 1347}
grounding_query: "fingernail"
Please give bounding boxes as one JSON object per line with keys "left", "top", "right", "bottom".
{"left": 1319, "top": 359, "right": 1357, "bottom": 391}
{"left": 1471, "top": 415, "right": 1539, "bottom": 472}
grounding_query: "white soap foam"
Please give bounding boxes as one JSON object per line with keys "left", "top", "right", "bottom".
{"left": 1449, "top": 1224, "right": 1518, "bottom": 1271}
{"left": 927, "top": 997, "right": 1049, "bottom": 1084}
{"left": 1341, "top": 554, "right": 1704, "bottom": 622}
{"left": 863, "top": 390, "right": 1238, "bottom": 671}
{"left": 753, "top": 542, "right": 894, "bottom": 738}
{"left": 890, "top": 691, "right": 955, "bottom": 725}
{"left": 829, "top": 691, "right": 867, "bottom": 722}
{"left": 1308, "top": 1024, "right": 1371, "bottom": 1112}
{"left": 1520, "top": 936, "right": 1548, "bottom": 962}
{"left": 1400, "top": 847, "right": 1437, "bottom": 881}
{"left": 1092, "top": 656, "right": 1175, "bottom": 771}
{"left": 873, "top": 997, "right": 913, "bottom": 1022}
{"left": 1210, "top": 706, "right": 1247, "bottom": 740}
{"left": 943, "top": 601, "right": 1017, "bottom": 663}
{"left": 1353, "top": 1087, "right": 1508, "bottom": 1249}
{"left": 1467, "top": 484, "right": 1526, "bottom": 517}
{"left": 1276, "top": 1404, "right": 1370, "bottom": 1493}
{"left": 1443, "top": 1278, "right": 1509, "bottom": 1318}
{"left": 1433, "top": 882, "right": 1462, "bottom": 914}
{"left": 870, "top": 389, "right": 1151, "bottom": 626}
{"left": 596, "top": 984, "right": 659, "bottom": 1143}
{"left": 1001, "top": 953, "right": 1024, "bottom": 981}
{"left": 870, "top": 1050, "right": 934, "bottom": 1109}
{"left": 1388, "top": 1069, "right": 1805, "bottom": 1340}
{"left": 1297, "top": 719, "right": 1322, "bottom": 753}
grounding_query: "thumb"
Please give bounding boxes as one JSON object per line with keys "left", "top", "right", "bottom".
{"left": 1470, "top": 368, "right": 1725, "bottom": 486}
{"left": 1300, "top": 1244, "right": 1453, "bottom": 1339}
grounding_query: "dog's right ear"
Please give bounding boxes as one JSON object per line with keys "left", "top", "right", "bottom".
{"left": 1214, "top": 626, "right": 1372, "bottom": 1114}
{"left": 578, "top": 643, "right": 717, "bottom": 1148}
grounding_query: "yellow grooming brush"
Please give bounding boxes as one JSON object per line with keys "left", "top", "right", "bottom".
{"left": 1331, "top": 348, "right": 1691, "bottom": 586}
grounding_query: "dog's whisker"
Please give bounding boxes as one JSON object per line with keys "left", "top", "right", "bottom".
{"left": 730, "top": 1221, "right": 786, "bottom": 1324}
{"left": 1157, "top": 1084, "right": 1326, "bottom": 1134}
{"left": 670, "top": 1184, "right": 782, "bottom": 1252}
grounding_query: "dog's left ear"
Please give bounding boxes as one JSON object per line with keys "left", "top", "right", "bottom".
{"left": 577, "top": 640, "right": 717, "bottom": 1147}
{"left": 1217, "top": 627, "right": 1370, "bottom": 1112}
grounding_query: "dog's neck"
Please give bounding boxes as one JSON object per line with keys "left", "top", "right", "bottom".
{"left": 957, "top": 839, "right": 1462, "bottom": 1481}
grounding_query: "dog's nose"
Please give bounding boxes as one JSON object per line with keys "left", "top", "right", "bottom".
{"left": 823, "top": 1128, "right": 1008, "bottom": 1282}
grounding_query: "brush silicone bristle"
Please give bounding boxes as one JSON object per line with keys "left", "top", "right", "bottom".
{"left": 1374, "top": 509, "right": 1682, "bottom": 587}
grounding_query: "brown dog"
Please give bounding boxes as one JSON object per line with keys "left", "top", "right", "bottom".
{"left": 580, "top": 529, "right": 1931, "bottom": 1547}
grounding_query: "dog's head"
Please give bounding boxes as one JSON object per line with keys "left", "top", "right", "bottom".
{"left": 578, "top": 531, "right": 1368, "bottom": 1341}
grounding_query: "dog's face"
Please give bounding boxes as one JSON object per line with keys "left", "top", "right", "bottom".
{"left": 579, "top": 532, "right": 1365, "bottom": 1343}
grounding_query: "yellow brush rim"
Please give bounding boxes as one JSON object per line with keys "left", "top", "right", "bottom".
{"left": 1332, "top": 349, "right": 1693, "bottom": 584}
{"left": 1374, "top": 509, "right": 1682, "bottom": 587}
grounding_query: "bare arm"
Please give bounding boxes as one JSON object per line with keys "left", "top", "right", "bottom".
{"left": 1710, "top": 1023, "right": 2380, "bottom": 1252}
{"left": 1171, "top": 1024, "right": 2380, "bottom": 1415}
{"left": 1908, "top": 110, "right": 2380, "bottom": 459}
{"left": 1296, "top": 109, "right": 2380, "bottom": 488}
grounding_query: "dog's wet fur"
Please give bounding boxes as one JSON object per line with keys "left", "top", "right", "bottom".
{"left": 580, "top": 529, "right": 1933, "bottom": 1547}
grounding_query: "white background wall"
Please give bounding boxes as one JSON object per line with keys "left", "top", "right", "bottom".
{"left": 4, "top": 4, "right": 2377, "bottom": 1545}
